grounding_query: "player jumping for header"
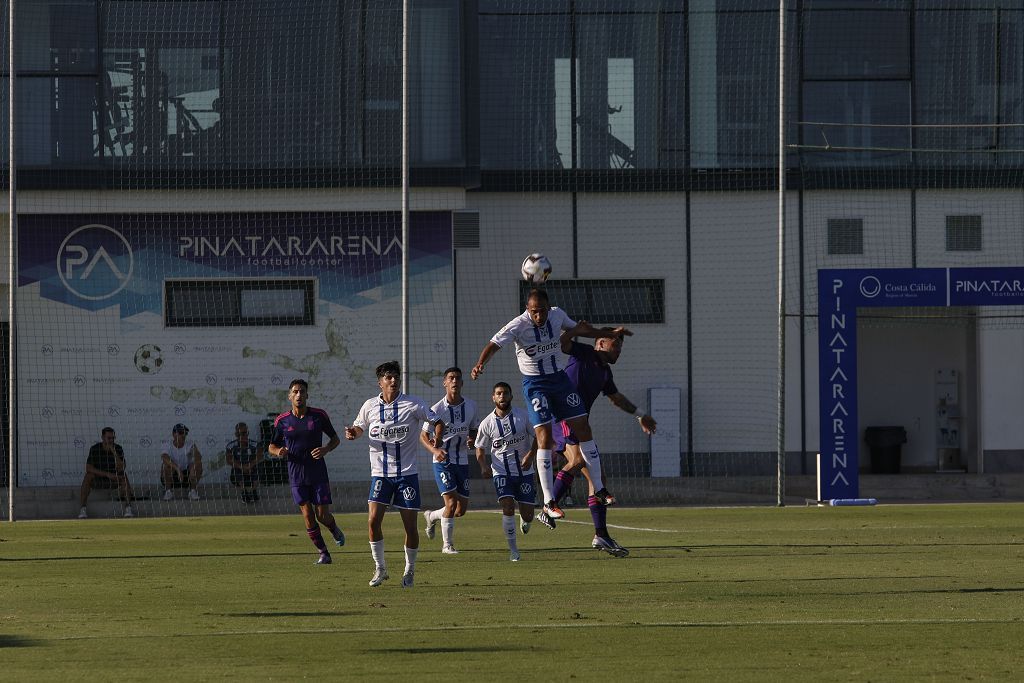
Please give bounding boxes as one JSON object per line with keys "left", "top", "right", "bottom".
{"left": 471, "top": 287, "right": 630, "bottom": 528}
{"left": 552, "top": 333, "right": 656, "bottom": 557}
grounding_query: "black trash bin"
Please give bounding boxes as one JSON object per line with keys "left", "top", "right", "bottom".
{"left": 864, "top": 426, "right": 907, "bottom": 474}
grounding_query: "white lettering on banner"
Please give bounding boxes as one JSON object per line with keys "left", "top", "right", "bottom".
{"left": 955, "top": 279, "right": 1024, "bottom": 294}
{"left": 827, "top": 278, "right": 850, "bottom": 490}
{"left": 178, "top": 234, "right": 404, "bottom": 258}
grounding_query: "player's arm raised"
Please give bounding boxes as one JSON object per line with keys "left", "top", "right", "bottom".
{"left": 608, "top": 392, "right": 657, "bottom": 435}
{"left": 471, "top": 341, "right": 501, "bottom": 380}
{"left": 565, "top": 320, "right": 632, "bottom": 342}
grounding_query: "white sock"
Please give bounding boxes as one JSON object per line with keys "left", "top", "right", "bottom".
{"left": 404, "top": 546, "right": 418, "bottom": 574}
{"left": 430, "top": 507, "right": 445, "bottom": 524}
{"left": 578, "top": 440, "right": 604, "bottom": 491}
{"left": 502, "top": 514, "right": 517, "bottom": 551}
{"left": 536, "top": 448, "right": 555, "bottom": 503}
{"left": 440, "top": 517, "right": 455, "bottom": 546}
{"left": 370, "top": 540, "right": 386, "bottom": 570}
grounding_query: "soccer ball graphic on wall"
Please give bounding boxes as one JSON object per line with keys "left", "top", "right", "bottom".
{"left": 134, "top": 344, "right": 164, "bottom": 374}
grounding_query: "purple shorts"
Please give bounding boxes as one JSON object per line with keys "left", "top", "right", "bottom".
{"left": 552, "top": 419, "right": 580, "bottom": 453}
{"left": 291, "top": 480, "right": 332, "bottom": 506}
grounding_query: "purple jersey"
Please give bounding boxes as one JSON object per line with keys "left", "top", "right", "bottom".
{"left": 555, "top": 342, "right": 618, "bottom": 450}
{"left": 271, "top": 407, "right": 338, "bottom": 486}
{"left": 563, "top": 341, "right": 618, "bottom": 411}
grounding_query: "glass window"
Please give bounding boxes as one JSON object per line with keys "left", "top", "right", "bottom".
{"left": 575, "top": 8, "right": 659, "bottom": 169}
{"left": 166, "top": 279, "right": 316, "bottom": 327}
{"left": 519, "top": 279, "right": 665, "bottom": 325}
{"left": 0, "top": 76, "right": 98, "bottom": 166}
{"left": 16, "top": 0, "right": 97, "bottom": 74}
{"left": 802, "top": 81, "right": 911, "bottom": 166}
{"left": 479, "top": 10, "right": 572, "bottom": 169}
{"left": 411, "top": 0, "right": 463, "bottom": 165}
{"left": 692, "top": 9, "right": 780, "bottom": 169}
{"left": 480, "top": 2, "right": 682, "bottom": 171}
{"left": 915, "top": 9, "right": 1024, "bottom": 168}
{"left": 803, "top": 9, "right": 910, "bottom": 79}
{"left": 103, "top": 1, "right": 222, "bottom": 162}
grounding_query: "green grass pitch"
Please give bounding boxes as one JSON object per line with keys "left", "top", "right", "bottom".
{"left": 2, "top": 504, "right": 1022, "bottom": 681}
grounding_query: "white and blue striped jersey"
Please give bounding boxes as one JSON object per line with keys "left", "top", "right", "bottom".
{"left": 476, "top": 407, "right": 535, "bottom": 478}
{"left": 353, "top": 393, "right": 438, "bottom": 478}
{"left": 490, "top": 306, "right": 578, "bottom": 377}
{"left": 422, "top": 396, "right": 479, "bottom": 466}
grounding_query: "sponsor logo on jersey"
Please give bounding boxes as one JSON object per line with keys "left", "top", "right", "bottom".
{"left": 523, "top": 339, "right": 560, "bottom": 358}
{"left": 369, "top": 424, "right": 411, "bottom": 441}
{"left": 491, "top": 432, "right": 528, "bottom": 451}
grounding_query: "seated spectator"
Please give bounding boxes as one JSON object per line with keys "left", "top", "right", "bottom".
{"left": 79, "top": 427, "right": 134, "bottom": 518}
{"left": 160, "top": 423, "right": 203, "bottom": 501}
{"left": 227, "top": 421, "right": 261, "bottom": 503}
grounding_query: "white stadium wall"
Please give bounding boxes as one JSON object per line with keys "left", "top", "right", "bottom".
{"left": 13, "top": 189, "right": 464, "bottom": 488}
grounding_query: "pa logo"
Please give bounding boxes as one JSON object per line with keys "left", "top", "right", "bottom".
{"left": 57, "top": 224, "right": 134, "bottom": 300}
{"left": 108, "top": 406, "right": 120, "bottom": 417}
{"left": 73, "top": 375, "right": 86, "bottom": 387}
{"left": 271, "top": 375, "right": 283, "bottom": 385}
{"left": 205, "top": 374, "right": 218, "bottom": 386}
{"left": 174, "top": 343, "right": 187, "bottom": 355}
{"left": 41, "top": 344, "right": 53, "bottom": 356}
{"left": 73, "top": 437, "right": 85, "bottom": 448}
{"left": 140, "top": 436, "right": 152, "bottom": 448}
{"left": 107, "top": 344, "right": 120, "bottom": 356}
{"left": 175, "top": 405, "right": 187, "bottom": 416}
{"left": 402, "top": 486, "right": 417, "bottom": 501}
{"left": 206, "top": 435, "right": 217, "bottom": 447}
{"left": 41, "top": 406, "right": 54, "bottom": 418}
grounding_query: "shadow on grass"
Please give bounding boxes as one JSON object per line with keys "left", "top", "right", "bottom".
{"left": 0, "top": 552, "right": 305, "bottom": 562}
{"left": 0, "top": 635, "right": 41, "bottom": 648}
{"left": 225, "top": 611, "right": 357, "bottom": 618}
{"left": 366, "top": 646, "right": 498, "bottom": 654}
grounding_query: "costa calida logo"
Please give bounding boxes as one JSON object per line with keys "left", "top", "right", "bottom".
{"left": 57, "top": 224, "right": 133, "bottom": 300}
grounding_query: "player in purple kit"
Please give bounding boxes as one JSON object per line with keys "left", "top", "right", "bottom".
{"left": 551, "top": 334, "right": 656, "bottom": 556}
{"left": 268, "top": 379, "right": 346, "bottom": 565}
{"left": 471, "top": 288, "right": 630, "bottom": 528}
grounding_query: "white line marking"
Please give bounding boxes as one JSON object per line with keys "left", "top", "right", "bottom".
{"left": 480, "top": 509, "right": 679, "bottom": 533}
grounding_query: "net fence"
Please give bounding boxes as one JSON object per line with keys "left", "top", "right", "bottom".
{"left": 4, "top": 1, "right": 1023, "bottom": 520}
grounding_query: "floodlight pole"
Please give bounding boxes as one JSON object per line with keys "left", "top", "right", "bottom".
{"left": 400, "top": 0, "right": 410, "bottom": 390}
{"left": 7, "top": 0, "right": 17, "bottom": 522}
{"left": 775, "top": 0, "right": 787, "bottom": 507}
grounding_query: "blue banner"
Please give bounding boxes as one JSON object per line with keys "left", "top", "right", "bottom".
{"left": 817, "top": 266, "right": 1024, "bottom": 500}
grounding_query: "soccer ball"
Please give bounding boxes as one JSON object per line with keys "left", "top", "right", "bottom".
{"left": 134, "top": 344, "right": 164, "bottom": 374}
{"left": 521, "top": 253, "right": 552, "bottom": 284}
